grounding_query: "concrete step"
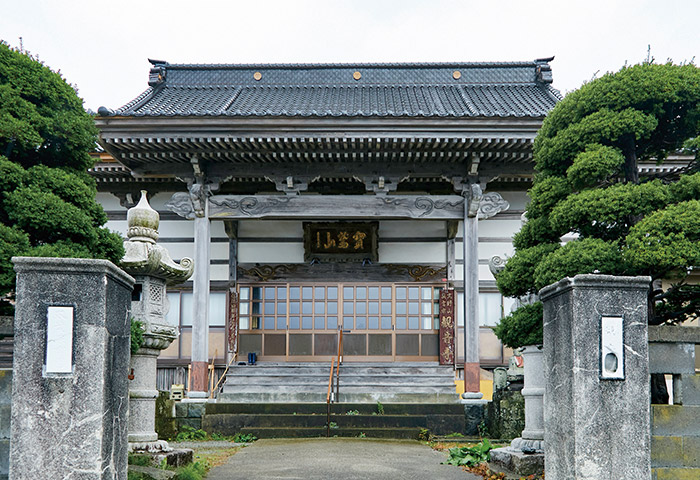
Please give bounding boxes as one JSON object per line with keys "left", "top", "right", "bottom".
{"left": 223, "top": 375, "right": 453, "bottom": 385}
{"left": 202, "top": 402, "right": 466, "bottom": 438}
{"left": 206, "top": 402, "right": 466, "bottom": 415}
{"left": 236, "top": 426, "right": 425, "bottom": 439}
{"left": 219, "top": 362, "right": 457, "bottom": 404}
{"left": 204, "top": 413, "right": 465, "bottom": 430}
{"left": 216, "top": 391, "right": 460, "bottom": 404}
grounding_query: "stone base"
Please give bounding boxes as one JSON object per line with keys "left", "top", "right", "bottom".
{"left": 129, "top": 448, "right": 194, "bottom": 469}
{"left": 510, "top": 436, "right": 544, "bottom": 453}
{"left": 129, "top": 439, "right": 172, "bottom": 453}
{"left": 129, "top": 465, "right": 176, "bottom": 480}
{"left": 154, "top": 448, "right": 194, "bottom": 468}
{"left": 463, "top": 402, "right": 487, "bottom": 436}
{"left": 489, "top": 447, "right": 544, "bottom": 478}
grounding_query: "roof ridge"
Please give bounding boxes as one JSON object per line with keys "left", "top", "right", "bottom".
{"left": 156, "top": 60, "right": 547, "bottom": 70}
{"left": 159, "top": 82, "right": 542, "bottom": 88}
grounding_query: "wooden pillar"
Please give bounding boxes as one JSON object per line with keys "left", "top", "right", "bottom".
{"left": 224, "top": 220, "right": 238, "bottom": 363}
{"left": 446, "top": 220, "right": 458, "bottom": 283}
{"left": 189, "top": 185, "right": 211, "bottom": 397}
{"left": 463, "top": 184, "right": 481, "bottom": 394}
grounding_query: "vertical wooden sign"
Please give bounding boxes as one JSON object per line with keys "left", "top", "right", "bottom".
{"left": 439, "top": 288, "right": 456, "bottom": 365}
{"left": 228, "top": 288, "right": 239, "bottom": 357}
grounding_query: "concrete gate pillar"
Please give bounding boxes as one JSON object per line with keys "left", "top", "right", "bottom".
{"left": 540, "top": 274, "right": 651, "bottom": 480}
{"left": 10, "top": 257, "right": 134, "bottom": 480}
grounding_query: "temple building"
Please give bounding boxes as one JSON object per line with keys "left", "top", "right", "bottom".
{"left": 93, "top": 58, "right": 560, "bottom": 399}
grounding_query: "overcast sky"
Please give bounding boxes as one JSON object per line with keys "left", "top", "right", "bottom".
{"left": 1, "top": 0, "right": 698, "bottom": 112}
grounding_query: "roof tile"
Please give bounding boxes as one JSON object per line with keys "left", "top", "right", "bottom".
{"left": 109, "top": 61, "right": 559, "bottom": 118}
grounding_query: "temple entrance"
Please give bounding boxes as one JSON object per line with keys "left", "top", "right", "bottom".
{"left": 237, "top": 282, "right": 441, "bottom": 362}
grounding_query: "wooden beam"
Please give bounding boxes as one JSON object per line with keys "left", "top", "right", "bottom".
{"left": 207, "top": 194, "right": 465, "bottom": 220}
{"left": 237, "top": 263, "right": 446, "bottom": 283}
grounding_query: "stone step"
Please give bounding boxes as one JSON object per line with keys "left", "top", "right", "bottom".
{"left": 219, "top": 362, "right": 457, "bottom": 403}
{"left": 236, "top": 426, "right": 424, "bottom": 439}
{"left": 204, "top": 413, "right": 463, "bottom": 429}
{"left": 223, "top": 374, "right": 454, "bottom": 385}
{"left": 219, "top": 384, "right": 457, "bottom": 401}
{"left": 206, "top": 402, "right": 465, "bottom": 415}
{"left": 215, "top": 391, "right": 460, "bottom": 404}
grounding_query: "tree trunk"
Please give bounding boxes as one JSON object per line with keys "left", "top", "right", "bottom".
{"left": 621, "top": 134, "right": 639, "bottom": 184}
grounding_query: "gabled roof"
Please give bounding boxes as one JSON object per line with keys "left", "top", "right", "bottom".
{"left": 98, "top": 59, "right": 560, "bottom": 118}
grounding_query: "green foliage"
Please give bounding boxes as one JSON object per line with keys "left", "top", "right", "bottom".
{"left": 478, "top": 421, "right": 488, "bottom": 439}
{"left": 0, "top": 43, "right": 123, "bottom": 313}
{"left": 172, "top": 461, "right": 208, "bottom": 480}
{"left": 566, "top": 144, "right": 625, "bottom": 190}
{"left": 624, "top": 200, "right": 700, "bottom": 277}
{"left": 493, "top": 303, "right": 544, "bottom": 349}
{"left": 232, "top": 432, "right": 257, "bottom": 443}
{"left": 496, "top": 244, "right": 560, "bottom": 297}
{"left": 418, "top": 428, "right": 431, "bottom": 441}
{"left": 512, "top": 216, "right": 563, "bottom": 250}
{"left": 131, "top": 319, "right": 145, "bottom": 355}
{"left": 550, "top": 180, "right": 670, "bottom": 241}
{"left": 496, "top": 62, "right": 700, "bottom": 348}
{"left": 345, "top": 409, "right": 360, "bottom": 415}
{"left": 376, "top": 401, "right": 384, "bottom": 415}
{"left": 175, "top": 425, "right": 208, "bottom": 442}
{"left": 0, "top": 42, "right": 97, "bottom": 171}
{"left": 533, "top": 238, "right": 624, "bottom": 291}
{"left": 128, "top": 454, "right": 152, "bottom": 467}
{"left": 445, "top": 439, "right": 493, "bottom": 467}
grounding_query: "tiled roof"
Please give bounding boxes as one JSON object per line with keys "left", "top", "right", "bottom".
{"left": 101, "top": 59, "right": 560, "bottom": 118}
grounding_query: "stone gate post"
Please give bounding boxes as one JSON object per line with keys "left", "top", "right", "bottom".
{"left": 10, "top": 257, "right": 134, "bottom": 480}
{"left": 540, "top": 274, "right": 651, "bottom": 480}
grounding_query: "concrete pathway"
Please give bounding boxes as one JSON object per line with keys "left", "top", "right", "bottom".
{"left": 206, "top": 438, "right": 480, "bottom": 480}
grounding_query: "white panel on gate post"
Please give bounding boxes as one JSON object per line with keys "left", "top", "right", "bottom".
{"left": 45, "top": 306, "right": 74, "bottom": 375}
{"left": 601, "top": 316, "right": 624, "bottom": 380}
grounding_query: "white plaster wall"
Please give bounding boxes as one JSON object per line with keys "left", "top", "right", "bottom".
{"left": 158, "top": 220, "right": 194, "bottom": 238}
{"left": 238, "top": 243, "right": 304, "bottom": 263}
{"left": 106, "top": 220, "right": 127, "bottom": 237}
{"left": 239, "top": 220, "right": 303, "bottom": 238}
{"left": 96, "top": 193, "right": 124, "bottom": 211}
{"left": 378, "top": 242, "right": 445, "bottom": 263}
{"left": 479, "top": 219, "right": 522, "bottom": 239}
{"left": 379, "top": 220, "right": 445, "bottom": 238}
{"left": 210, "top": 265, "right": 229, "bottom": 282}
{"left": 498, "top": 191, "right": 529, "bottom": 211}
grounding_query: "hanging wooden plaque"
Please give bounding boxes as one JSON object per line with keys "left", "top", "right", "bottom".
{"left": 228, "top": 288, "right": 239, "bottom": 355}
{"left": 303, "top": 221, "right": 378, "bottom": 262}
{"left": 439, "top": 288, "right": 456, "bottom": 365}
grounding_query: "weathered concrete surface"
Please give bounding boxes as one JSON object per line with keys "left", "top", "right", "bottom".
{"left": 206, "top": 438, "right": 480, "bottom": 480}
{"left": 10, "top": 257, "right": 134, "bottom": 480}
{"left": 541, "top": 274, "right": 651, "bottom": 480}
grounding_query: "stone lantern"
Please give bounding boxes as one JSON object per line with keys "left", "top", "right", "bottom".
{"left": 121, "top": 191, "right": 194, "bottom": 452}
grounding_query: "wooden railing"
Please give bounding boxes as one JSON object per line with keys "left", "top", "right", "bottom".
{"left": 326, "top": 329, "right": 344, "bottom": 437}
